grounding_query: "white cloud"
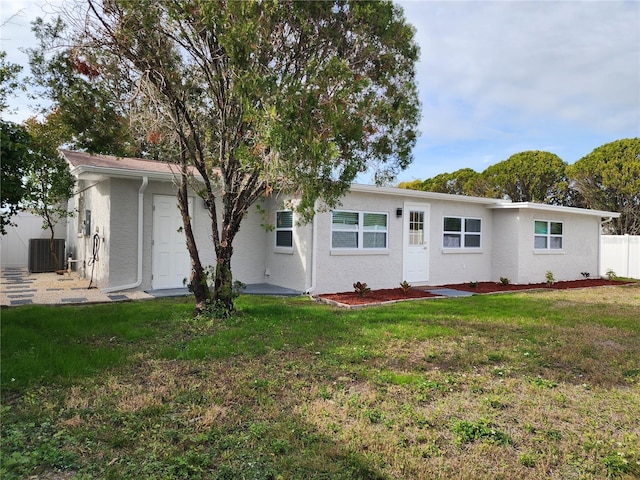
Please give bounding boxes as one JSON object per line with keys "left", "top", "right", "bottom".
{"left": 2, "top": 0, "right": 638, "bottom": 182}
{"left": 400, "top": 0, "right": 640, "bottom": 142}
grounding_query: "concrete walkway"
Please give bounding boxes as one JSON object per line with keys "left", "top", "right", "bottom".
{"left": 424, "top": 288, "right": 475, "bottom": 298}
{"left": 1, "top": 267, "right": 473, "bottom": 307}
{"left": 145, "top": 284, "right": 302, "bottom": 298}
{"left": 0, "top": 268, "right": 153, "bottom": 306}
{"left": 0, "top": 268, "right": 302, "bottom": 307}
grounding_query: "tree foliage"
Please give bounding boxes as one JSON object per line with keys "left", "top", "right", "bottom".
{"left": 567, "top": 138, "right": 640, "bottom": 235}
{"left": 21, "top": 118, "right": 76, "bottom": 270}
{"left": 0, "top": 121, "right": 31, "bottom": 234}
{"left": 480, "top": 151, "right": 570, "bottom": 204}
{"left": 77, "top": 0, "right": 420, "bottom": 314}
{"left": 399, "top": 151, "right": 570, "bottom": 204}
{"left": 419, "top": 168, "right": 481, "bottom": 196}
{"left": 27, "top": 17, "right": 136, "bottom": 156}
{"left": 0, "top": 50, "right": 23, "bottom": 113}
{"left": 0, "top": 52, "right": 27, "bottom": 234}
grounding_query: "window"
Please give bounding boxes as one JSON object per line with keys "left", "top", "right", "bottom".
{"left": 443, "top": 216, "right": 482, "bottom": 248}
{"left": 534, "top": 220, "right": 563, "bottom": 250}
{"left": 275, "top": 210, "right": 293, "bottom": 248}
{"left": 409, "top": 211, "right": 425, "bottom": 245}
{"left": 331, "top": 210, "right": 388, "bottom": 249}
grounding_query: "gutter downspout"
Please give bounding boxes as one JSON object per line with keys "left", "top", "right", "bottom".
{"left": 598, "top": 216, "right": 613, "bottom": 278}
{"left": 101, "top": 176, "right": 148, "bottom": 293}
{"left": 305, "top": 200, "right": 319, "bottom": 296}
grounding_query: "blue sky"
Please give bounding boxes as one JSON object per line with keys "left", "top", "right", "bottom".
{"left": 2, "top": 0, "right": 639, "bottom": 183}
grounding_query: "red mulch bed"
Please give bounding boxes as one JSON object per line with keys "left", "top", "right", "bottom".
{"left": 318, "top": 279, "right": 635, "bottom": 306}
{"left": 319, "top": 287, "right": 439, "bottom": 306}
{"left": 440, "top": 278, "right": 634, "bottom": 293}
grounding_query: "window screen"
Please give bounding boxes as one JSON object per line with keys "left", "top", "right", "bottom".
{"left": 332, "top": 211, "right": 387, "bottom": 249}
{"left": 275, "top": 211, "right": 293, "bottom": 248}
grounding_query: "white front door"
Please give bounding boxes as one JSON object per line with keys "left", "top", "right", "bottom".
{"left": 152, "top": 195, "right": 192, "bottom": 289}
{"left": 403, "top": 203, "right": 430, "bottom": 284}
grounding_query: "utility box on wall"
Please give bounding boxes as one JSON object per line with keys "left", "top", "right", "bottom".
{"left": 84, "top": 209, "right": 92, "bottom": 236}
{"left": 28, "top": 239, "right": 66, "bottom": 273}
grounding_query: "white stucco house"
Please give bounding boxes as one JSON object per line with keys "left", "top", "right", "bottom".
{"left": 62, "top": 150, "right": 619, "bottom": 295}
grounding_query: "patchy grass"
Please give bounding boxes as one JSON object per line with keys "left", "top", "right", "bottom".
{"left": 1, "top": 283, "right": 639, "bottom": 479}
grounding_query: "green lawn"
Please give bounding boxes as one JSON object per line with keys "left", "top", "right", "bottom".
{"left": 2, "top": 284, "right": 639, "bottom": 479}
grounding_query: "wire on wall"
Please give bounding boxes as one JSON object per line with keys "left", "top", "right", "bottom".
{"left": 87, "top": 233, "right": 100, "bottom": 289}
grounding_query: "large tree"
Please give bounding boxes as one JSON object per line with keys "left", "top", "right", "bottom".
{"left": 21, "top": 117, "right": 76, "bottom": 270}
{"left": 481, "top": 151, "right": 570, "bottom": 204}
{"left": 76, "top": 0, "right": 420, "bottom": 314}
{"left": 567, "top": 138, "right": 640, "bottom": 235}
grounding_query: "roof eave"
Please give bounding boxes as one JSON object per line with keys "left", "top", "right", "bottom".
{"left": 71, "top": 164, "right": 196, "bottom": 183}
{"left": 488, "top": 202, "right": 620, "bottom": 218}
{"left": 350, "top": 183, "right": 510, "bottom": 205}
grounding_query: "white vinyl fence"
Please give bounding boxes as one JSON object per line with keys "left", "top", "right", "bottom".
{"left": 0, "top": 212, "right": 67, "bottom": 269}
{"left": 601, "top": 235, "right": 640, "bottom": 279}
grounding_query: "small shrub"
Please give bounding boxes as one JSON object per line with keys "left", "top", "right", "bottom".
{"left": 499, "top": 277, "right": 510, "bottom": 286}
{"left": 199, "top": 298, "right": 234, "bottom": 319}
{"left": 545, "top": 271, "right": 555, "bottom": 287}
{"left": 605, "top": 268, "right": 617, "bottom": 280}
{"left": 468, "top": 281, "right": 478, "bottom": 288}
{"left": 233, "top": 280, "right": 246, "bottom": 295}
{"left": 353, "top": 281, "right": 371, "bottom": 297}
{"left": 399, "top": 280, "right": 412, "bottom": 294}
{"left": 581, "top": 271, "right": 590, "bottom": 278}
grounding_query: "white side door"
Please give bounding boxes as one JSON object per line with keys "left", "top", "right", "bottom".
{"left": 152, "top": 195, "right": 192, "bottom": 289}
{"left": 403, "top": 203, "right": 430, "bottom": 284}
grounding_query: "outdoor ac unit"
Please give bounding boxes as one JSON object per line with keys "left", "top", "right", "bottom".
{"left": 28, "top": 239, "right": 66, "bottom": 273}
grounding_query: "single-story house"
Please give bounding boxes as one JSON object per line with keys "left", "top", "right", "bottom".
{"left": 62, "top": 150, "right": 620, "bottom": 295}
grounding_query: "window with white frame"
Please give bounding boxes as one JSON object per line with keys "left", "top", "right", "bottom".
{"left": 331, "top": 210, "right": 388, "bottom": 249}
{"left": 534, "top": 220, "right": 563, "bottom": 249}
{"left": 443, "top": 216, "right": 482, "bottom": 248}
{"left": 275, "top": 210, "right": 293, "bottom": 248}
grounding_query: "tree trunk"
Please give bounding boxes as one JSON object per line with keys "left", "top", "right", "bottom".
{"left": 48, "top": 220, "right": 60, "bottom": 271}
{"left": 212, "top": 244, "right": 235, "bottom": 315}
{"left": 177, "top": 176, "right": 210, "bottom": 314}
